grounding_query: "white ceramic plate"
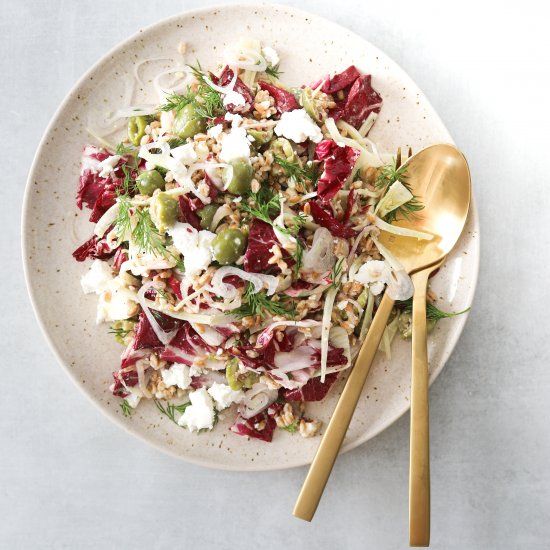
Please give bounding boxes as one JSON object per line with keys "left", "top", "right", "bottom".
{"left": 22, "top": 4, "right": 479, "bottom": 471}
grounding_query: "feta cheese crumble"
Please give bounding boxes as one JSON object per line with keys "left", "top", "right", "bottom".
{"left": 81, "top": 259, "right": 113, "bottom": 295}
{"left": 223, "top": 90, "right": 246, "bottom": 109}
{"left": 171, "top": 142, "right": 197, "bottom": 165}
{"left": 97, "top": 276, "right": 139, "bottom": 324}
{"left": 168, "top": 222, "right": 216, "bottom": 278}
{"left": 274, "top": 108, "right": 323, "bottom": 143}
{"left": 207, "top": 382, "right": 244, "bottom": 410}
{"left": 161, "top": 364, "right": 192, "bottom": 390}
{"left": 262, "top": 46, "right": 280, "bottom": 67}
{"left": 219, "top": 125, "right": 251, "bottom": 162}
{"left": 178, "top": 388, "right": 216, "bottom": 432}
{"left": 97, "top": 155, "right": 121, "bottom": 178}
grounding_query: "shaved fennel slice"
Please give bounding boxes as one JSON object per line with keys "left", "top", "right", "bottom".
{"left": 373, "top": 215, "right": 433, "bottom": 241}
{"left": 94, "top": 203, "right": 120, "bottom": 238}
{"left": 323, "top": 326, "right": 352, "bottom": 374}
{"left": 374, "top": 181, "right": 414, "bottom": 218}
{"left": 210, "top": 266, "right": 278, "bottom": 299}
{"left": 378, "top": 312, "right": 401, "bottom": 359}
{"left": 320, "top": 286, "right": 339, "bottom": 383}
{"left": 359, "top": 112, "right": 378, "bottom": 136}
{"left": 358, "top": 290, "right": 375, "bottom": 342}
{"left": 141, "top": 296, "right": 233, "bottom": 326}
{"left": 325, "top": 118, "right": 383, "bottom": 168}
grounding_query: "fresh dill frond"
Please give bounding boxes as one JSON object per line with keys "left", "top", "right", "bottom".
{"left": 230, "top": 282, "right": 295, "bottom": 320}
{"left": 396, "top": 299, "right": 470, "bottom": 321}
{"left": 240, "top": 186, "right": 281, "bottom": 224}
{"left": 166, "top": 137, "right": 188, "bottom": 149}
{"left": 155, "top": 288, "right": 170, "bottom": 301}
{"left": 114, "top": 195, "right": 133, "bottom": 244}
{"left": 329, "top": 257, "right": 345, "bottom": 289}
{"left": 273, "top": 155, "right": 318, "bottom": 185}
{"left": 187, "top": 62, "right": 225, "bottom": 120}
{"left": 133, "top": 210, "right": 168, "bottom": 256}
{"left": 159, "top": 87, "right": 196, "bottom": 113}
{"left": 115, "top": 142, "right": 134, "bottom": 156}
{"left": 375, "top": 159, "right": 424, "bottom": 223}
{"left": 265, "top": 63, "right": 283, "bottom": 79}
{"left": 154, "top": 399, "right": 191, "bottom": 425}
{"left": 109, "top": 326, "right": 132, "bottom": 339}
{"left": 120, "top": 399, "right": 132, "bottom": 417}
{"left": 292, "top": 238, "right": 305, "bottom": 278}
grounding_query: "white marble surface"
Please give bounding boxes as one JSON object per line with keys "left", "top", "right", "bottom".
{"left": 2, "top": 0, "right": 548, "bottom": 548}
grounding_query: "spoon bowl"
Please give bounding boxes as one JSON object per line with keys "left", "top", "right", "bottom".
{"left": 379, "top": 143, "right": 471, "bottom": 273}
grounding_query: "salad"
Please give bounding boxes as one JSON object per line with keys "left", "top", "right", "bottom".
{"left": 73, "top": 39, "right": 463, "bottom": 442}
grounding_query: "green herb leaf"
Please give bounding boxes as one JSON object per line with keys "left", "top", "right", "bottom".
{"left": 229, "top": 282, "right": 296, "bottom": 320}
{"left": 265, "top": 63, "right": 283, "bottom": 79}
{"left": 120, "top": 399, "right": 132, "bottom": 417}
{"left": 375, "top": 160, "right": 424, "bottom": 223}
{"left": 159, "top": 86, "right": 196, "bottom": 114}
{"left": 396, "top": 299, "right": 470, "bottom": 321}
{"left": 154, "top": 399, "right": 191, "bottom": 425}
{"left": 273, "top": 155, "right": 318, "bottom": 185}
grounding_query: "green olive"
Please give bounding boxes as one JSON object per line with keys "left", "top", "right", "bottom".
{"left": 172, "top": 103, "right": 206, "bottom": 139}
{"left": 150, "top": 192, "right": 179, "bottom": 233}
{"left": 226, "top": 359, "right": 258, "bottom": 390}
{"left": 212, "top": 228, "right": 247, "bottom": 265}
{"left": 128, "top": 116, "right": 147, "bottom": 146}
{"left": 197, "top": 204, "right": 218, "bottom": 231}
{"left": 300, "top": 87, "right": 321, "bottom": 123}
{"left": 222, "top": 159, "right": 253, "bottom": 195}
{"left": 136, "top": 170, "right": 165, "bottom": 196}
{"left": 247, "top": 128, "right": 274, "bottom": 147}
{"left": 269, "top": 137, "right": 298, "bottom": 163}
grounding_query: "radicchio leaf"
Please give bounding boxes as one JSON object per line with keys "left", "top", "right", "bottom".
{"left": 309, "top": 201, "right": 356, "bottom": 239}
{"left": 243, "top": 219, "right": 280, "bottom": 273}
{"left": 258, "top": 81, "right": 299, "bottom": 114}
{"left": 283, "top": 372, "right": 339, "bottom": 401}
{"left": 230, "top": 411, "right": 276, "bottom": 442}
{"left": 314, "top": 140, "right": 360, "bottom": 201}
{"left": 72, "top": 235, "right": 115, "bottom": 262}
{"left": 210, "top": 66, "right": 254, "bottom": 113}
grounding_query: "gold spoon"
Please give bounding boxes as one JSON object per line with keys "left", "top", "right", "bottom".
{"left": 293, "top": 144, "right": 471, "bottom": 525}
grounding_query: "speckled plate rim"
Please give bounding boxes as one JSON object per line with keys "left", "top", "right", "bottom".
{"left": 22, "top": 2, "right": 479, "bottom": 471}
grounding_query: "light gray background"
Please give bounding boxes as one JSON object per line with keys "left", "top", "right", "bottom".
{"left": 2, "top": 1, "right": 548, "bottom": 549}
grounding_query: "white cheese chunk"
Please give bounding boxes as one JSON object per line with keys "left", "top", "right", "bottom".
{"left": 81, "top": 260, "right": 113, "bottom": 294}
{"left": 219, "top": 126, "right": 250, "bottom": 162}
{"left": 178, "top": 388, "right": 216, "bottom": 432}
{"left": 161, "top": 363, "right": 192, "bottom": 390}
{"left": 168, "top": 222, "right": 215, "bottom": 278}
{"left": 96, "top": 276, "right": 139, "bottom": 324}
{"left": 98, "top": 155, "right": 121, "bottom": 178}
{"left": 274, "top": 108, "right": 323, "bottom": 143}
{"left": 207, "top": 124, "right": 224, "bottom": 140}
{"left": 223, "top": 90, "right": 246, "bottom": 109}
{"left": 262, "top": 46, "right": 280, "bottom": 67}
{"left": 207, "top": 382, "right": 244, "bottom": 410}
{"left": 170, "top": 142, "right": 197, "bottom": 165}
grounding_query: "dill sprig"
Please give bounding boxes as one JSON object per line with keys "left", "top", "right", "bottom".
{"left": 396, "top": 299, "right": 470, "bottom": 321}
{"left": 188, "top": 62, "right": 225, "bottom": 120}
{"left": 375, "top": 159, "right": 424, "bottom": 223}
{"left": 133, "top": 209, "right": 166, "bottom": 256}
{"left": 109, "top": 326, "right": 132, "bottom": 339}
{"left": 265, "top": 63, "right": 283, "bottom": 79}
{"left": 230, "top": 282, "right": 296, "bottom": 320}
{"left": 273, "top": 155, "right": 318, "bottom": 185}
{"left": 115, "top": 142, "right": 134, "bottom": 156}
{"left": 240, "top": 186, "right": 281, "bottom": 224}
{"left": 154, "top": 400, "right": 191, "bottom": 425}
{"left": 159, "top": 86, "right": 196, "bottom": 113}
{"left": 329, "top": 257, "right": 345, "bottom": 289}
{"left": 120, "top": 399, "right": 132, "bottom": 417}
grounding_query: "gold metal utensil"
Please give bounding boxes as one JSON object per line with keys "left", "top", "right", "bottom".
{"left": 408, "top": 256, "right": 444, "bottom": 547}
{"left": 293, "top": 144, "right": 471, "bottom": 525}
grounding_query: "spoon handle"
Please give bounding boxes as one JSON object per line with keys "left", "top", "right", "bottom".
{"left": 293, "top": 292, "right": 395, "bottom": 521}
{"left": 409, "top": 267, "right": 433, "bottom": 547}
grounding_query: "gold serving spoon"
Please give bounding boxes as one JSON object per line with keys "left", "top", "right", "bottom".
{"left": 293, "top": 144, "right": 471, "bottom": 527}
